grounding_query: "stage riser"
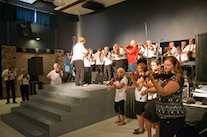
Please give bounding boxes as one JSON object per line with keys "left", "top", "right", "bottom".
{"left": 1, "top": 113, "right": 49, "bottom": 137}
{"left": 30, "top": 97, "right": 72, "bottom": 112}
{"left": 21, "top": 101, "right": 68, "bottom": 122}
{"left": 11, "top": 107, "right": 57, "bottom": 131}
{"left": 37, "top": 91, "right": 82, "bottom": 104}
{"left": 39, "top": 89, "right": 90, "bottom": 98}
{"left": 1, "top": 83, "right": 116, "bottom": 137}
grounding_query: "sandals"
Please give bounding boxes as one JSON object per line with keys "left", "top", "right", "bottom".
{"left": 114, "top": 120, "right": 121, "bottom": 124}
{"left": 134, "top": 128, "right": 145, "bottom": 132}
{"left": 133, "top": 129, "right": 145, "bottom": 134}
{"left": 118, "top": 122, "right": 126, "bottom": 126}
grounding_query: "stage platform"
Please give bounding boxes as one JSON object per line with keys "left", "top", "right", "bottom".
{"left": 1, "top": 82, "right": 116, "bottom": 137}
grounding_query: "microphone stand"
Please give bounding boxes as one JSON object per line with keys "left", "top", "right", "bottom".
{"left": 157, "top": 39, "right": 163, "bottom": 64}
{"left": 145, "top": 22, "right": 150, "bottom": 69}
{"left": 68, "top": 36, "right": 77, "bottom": 82}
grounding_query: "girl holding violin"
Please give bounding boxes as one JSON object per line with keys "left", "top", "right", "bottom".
{"left": 141, "top": 56, "right": 185, "bottom": 137}
{"left": 143, "top": 59, "right": 161, "bottom": 137}
{"left": 125, "top": 62, "right": 147, "bottom": 134}
{"left": 107, "top": 68, "right": 128, "bottom": 126}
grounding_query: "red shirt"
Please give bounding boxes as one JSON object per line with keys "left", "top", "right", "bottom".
{"left": 127, "top": 46, "right": 138, "bottom": 64}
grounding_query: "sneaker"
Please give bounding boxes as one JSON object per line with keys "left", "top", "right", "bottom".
{"left": 13, "top": 102, "right": 17, "bottom": 104}
{"left": 6, "top": 102, "right": 10, "bottom": 104}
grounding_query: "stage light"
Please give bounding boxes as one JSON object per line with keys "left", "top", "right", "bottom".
{"left": 53, "top": 0, "right": 65, "bottom": 6}
{"left": 36, "top": 33, "right": 40, "bottom": 41}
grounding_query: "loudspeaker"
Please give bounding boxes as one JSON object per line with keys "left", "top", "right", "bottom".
{"left": 195, "top": 33, "right": 207, "bottom": 84}
{"left": 84, "top": 72, "right": 91, "bottom": 84}
{"left": 17, "top": 21, "right": 32, "bottom": 38}
{"left": 91, "top": 71, "right": 103, "bottom": 84}
{"left": 28, "top": 57, "right": 43, "bottom": 75}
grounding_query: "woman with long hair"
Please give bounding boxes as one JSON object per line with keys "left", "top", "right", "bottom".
{"left": 141, "top": 56, "right": 185, "bottom": 137}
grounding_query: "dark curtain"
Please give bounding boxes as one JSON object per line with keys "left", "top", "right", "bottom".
{"left": 0, "top": 2, "right": 17, "bottom": 21}
{"left": 36, "top": 11, "right": 56, "bottom": 28}
{"left": 16, "top": 7, "right": 34, "bottom": 23}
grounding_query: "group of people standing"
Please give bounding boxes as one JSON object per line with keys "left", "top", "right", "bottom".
{"left": 1, "top": 65, "right": 30, "bottom": 104}
{"left": 108, "top": 57, "right": 186, "bottom": 137}
{"left": 68, "top": 36, "right": 190, "bottom": 136}
{"left": 69, "top": 36, "right": 196, "bottom": 87}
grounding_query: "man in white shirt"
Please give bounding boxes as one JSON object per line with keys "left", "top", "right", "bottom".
{"left": 137, "top": 43, "right": 147, "bottom": 64}
{"left": 164, "top": 41, "right": 177, "bottom": 57}
{"left": 46, "top": 63, "right": 63, "bottom": 85}
{"left": 146, "top": 40, "right": 156, "bottom": 58}
{"left": 71, "top": 37, "right": 87, "bottom": 86}
{"left": 184, "top": 39, "right": 196, "bottom": 61}
{"left": 181, "top": 41, "right": 187, "bottom": 51}
{"left": 94, "top": 48, "right": 104, "bottom": 74}
{"left": 155, "top": 42, "right": 162, "bottom": 56}
{"left": 111, "top": 43, "right": 125, "bottom": 77}
{"left": 17, "top": 68, "right": 30, "bottom": 101}
{"left": 103, "top": 46, "right": 112, "bottom": 81}
{"left": 176, "top": 46, "right": 189, "bottom": 62}
{"left": 1, "top": 64, "right": 17, "bottom": 104}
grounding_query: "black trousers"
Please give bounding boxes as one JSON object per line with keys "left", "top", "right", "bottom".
{"left": 104, "top": 65, "right": 112, "bottom": 81}
{"left": 112, "top": 60, "right": 124, "bottom": 77}
{"left": 74, "top": 60, "right": 85, "bottom": 86}
{"left": 96, "top": 65, "right": 103, "bottom": 73}
{"left": 160, "top": 117, "right": 185, "bottom": 137}
{"left": 5, "top": 80, "right": 16, "bottom": 103}
{"left": 20, "top": 85, "right": 29, "bottom": 101}
{"left": 114, "top": 100, "right": 125, "bottom": 116}
{"left": 84, "top": 67, "right": 91, "bottom": 84}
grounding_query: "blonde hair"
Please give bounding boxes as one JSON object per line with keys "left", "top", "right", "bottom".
{"left": 79, "top": 37, "right": 86, "bottom": 43}
{"left": 117, "top": 67, "right": 126, "bottom": 77}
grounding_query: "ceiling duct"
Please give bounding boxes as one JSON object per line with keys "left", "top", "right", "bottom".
{"left": 82, "top": 1, "right": 105, "bottom": 11}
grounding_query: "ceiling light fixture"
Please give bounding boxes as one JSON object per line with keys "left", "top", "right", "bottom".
{"left": 53, "top": 0, "right": 65, "bottom": 6}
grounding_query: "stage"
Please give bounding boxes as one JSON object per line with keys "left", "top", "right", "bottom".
{"left": 1, "top": 82, "right": 117, "bottom": 137}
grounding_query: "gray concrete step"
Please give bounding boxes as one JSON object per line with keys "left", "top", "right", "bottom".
{"left": 21, "top": 100, "right": 69, "bottom": 122}
{"left": 1, "top": 113, "right": 49, "bottom": 137}
{"left": 37, "top": 88, "right": 90, "bottom": 98}
{"left": 30, "top": 95, "right": 79, "bottom": 112}
{"left": 12, "top": 107, "right": 58, "bottom": 131}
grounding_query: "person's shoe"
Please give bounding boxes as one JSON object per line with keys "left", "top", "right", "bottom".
{"left": 118, "top": 122, "right": 126, "bottom": 126}
{"left": 134, "top": 128, "right": 145, "bottom": 132}
{"left": 133, "top": 129, "right": 145, "bottom": 134}
{"left": 6, "top": 102, "right": 10, "bottom": 104}
{"left": 13, "top": 101, "right": 17, "bottom": 104}
{"left": 83, "top": 84, "right": 88, "bottom": 87}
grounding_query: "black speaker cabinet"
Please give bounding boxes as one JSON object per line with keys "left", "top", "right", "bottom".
{"left": 195, "top": 33, "right": 207, "bottom": 84}
{"left": 28, "top": 57, "right": 43, "bottom": 75}
{"left": 91, "top": 71, "right": 103, "bottom": 84}
{"left": 17, "top": 21, "right": 32, "bottom": 38}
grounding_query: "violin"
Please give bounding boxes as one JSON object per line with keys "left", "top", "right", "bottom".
{"left": 89, "top": 53, "right": 94, "bottom": 59}
{"left": 107, "top": 76, "right": 122, "bottom": 86}
{"left": 149, "top": 45, "right": 154, "bottom": 50}
{"left": 164, "top": 46, "right": 171, "bottom": 51}
{"left": 9, "top": 68, "right": 19, "bottom": 73}
{"left": 126, "top": 45, "right": 133, "bottom": 50}
{"left": 144, "top": 70, "right": 175, "bottom": 80}
{"left": 131, "top": 71, "right": 145, "bottom": 78}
